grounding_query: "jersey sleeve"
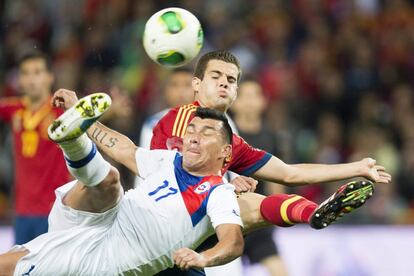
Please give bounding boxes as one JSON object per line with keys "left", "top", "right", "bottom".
{"left": 135, "top": 148, "right": 177, "bottom": 178}
{"left": 229, "top": 134, "right": 272, "bottom": 176}
{"left": 0, "top": 97, "right": 22, "bottom": 123}
{"left": 150, "top": 108, "right": 178, "bottom": 150}
{"left": 207, "top": 184, "right": 243, "bottom": 229}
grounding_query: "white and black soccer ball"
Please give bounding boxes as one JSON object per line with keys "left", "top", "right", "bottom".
{"left": 143, "top": 7, "right": 204, "bottom": 68}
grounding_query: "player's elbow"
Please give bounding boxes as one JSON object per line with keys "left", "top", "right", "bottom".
{"left": 100, "top": 167, "right": 121, "bottom": 193}
{"left": 123, "top": 145, "right": 139, "bottom": 175}
{"left": 282, "top": 167, "right": 309, "bottom": 186}
{"left": 228, "top": 233, "right": 244, "bottom": 258}
{"left": 231, "top": 237, "right": 244, "bottom": 258}
{"left": 282, "top": 174, "right": 302, "bottom": 186}
{"left": 256, "top": 160, "right": 308, "bottom": 186}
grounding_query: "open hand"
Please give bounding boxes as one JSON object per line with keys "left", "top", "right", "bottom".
{"left": 360, "top": 158, "right": 392, "bottom": 184}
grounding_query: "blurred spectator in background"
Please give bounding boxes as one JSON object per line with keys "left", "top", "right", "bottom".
{"left": 231, "top": 78, "right": 288, "bottom": 276}
{"left": 0, "top": 51, "right": 70, "bottom": 243}
{"left": 1, "top": 0, "right": 414, "bottom": 230}
{"left": 139, "top": 68, "right": 194, "bottom": 149}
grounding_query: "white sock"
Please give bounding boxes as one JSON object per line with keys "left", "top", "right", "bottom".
{"left": 59, "top": 134, "right": 93, "bottom": 161}
{"left": 60, "top": 134, "right": 110, "bottom": 187}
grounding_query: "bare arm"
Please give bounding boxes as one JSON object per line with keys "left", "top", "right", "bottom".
{"left": 200, "top": 224, "right": 244, "bottom": 267}
{"left": 253, "top": 156, "right": 392, "bottom": 186}
{"left": 173, "top": 224, "right": 244, "bottom": 270}
{"left": 87, "top": 122, "right": 138, "bottom": 175}
{"left": 51, "top": 89, "right": 139, "bottom": 176}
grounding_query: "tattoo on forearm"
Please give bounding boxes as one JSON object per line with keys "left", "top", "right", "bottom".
{"left": 99, "top": 133, "right": 107, "bottom": 144}
{"left": 91, "top": 127, "right": 119, "bottom": 148}
{"left": 91, "top": 128, "right": 102, "bottom": 140}
{"left": 106, "top": 137, "right": 118, "bottom": 148}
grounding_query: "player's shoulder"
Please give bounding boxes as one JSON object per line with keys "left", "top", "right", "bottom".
{"left": 155, "top": 105, "right": 180, "bottom": 125}
{"left": 166, "top": 103, "right": 198, "bottom": 118}
{"left": 232, "top": 133, "right": 247, "bottom": 146}
{"left": 204, "top": 176, "right": 236, "bottom": 199}
{"left": 192, "top": 175, "right": 230, "bottom": 199}
{"left": 137, "top": 147, "right": 178, "bottom": 162}
{"left": 178, "top": 102, "right": 198, "bottom": 110}
{"left": 152, "top": 109, "right": 169, "bottom": 120}
{"left": 203, "top": 175, "right": 225, "bottom": 186}
{"left": 162, "top": 103, "right": 198, "bottom": 137}
{"left": 203, "top": 175, "right": 236, "bottom": 194}
{"left": 143, "top": 109, "right": 169, "bottom": 128}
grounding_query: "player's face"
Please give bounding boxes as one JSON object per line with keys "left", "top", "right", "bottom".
{"left": 19, "top": 58, "right": 53, "bottom": 101}
{"left": 192, "top": 60, "right": 238, "bottom": 112}
{"left": 182, "top": 117, "right": 231, "bottom": 175}
{"left": 164, "top": 71, "right": 194, "bottom": 107}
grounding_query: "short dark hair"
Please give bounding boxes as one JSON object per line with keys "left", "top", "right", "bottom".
{"left": 18, "top": 51, "right": 52, "bottom": 72}
{"left": 194, "top": 107, "right": 233, "bottom": 144}
{"left": 194, "top": 50, "right": 241, "bottom": 83}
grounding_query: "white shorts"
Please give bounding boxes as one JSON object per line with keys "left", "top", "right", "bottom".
{"left": 48, "top": 180, "right": 123, "bottom": 231}
{"left": 13, "top": 181, "right": 122, "bottom": 276}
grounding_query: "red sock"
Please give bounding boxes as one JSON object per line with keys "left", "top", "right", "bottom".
{"left": 260, "top": 194, "right": 318, "bottom": 227}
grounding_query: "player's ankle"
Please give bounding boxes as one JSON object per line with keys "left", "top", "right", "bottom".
{"left": 60, "top": 134, "right": 112, "bottom": 187}
{"left": 260, "top": 194, "right": 317, "bottom": 227}
{"left": 66, "top": 148, "right": 111, "bottom": 187}
{"left": 60, "top": 134, "right": 93, "bottom": 161}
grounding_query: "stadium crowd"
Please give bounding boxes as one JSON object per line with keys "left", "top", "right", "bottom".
{"left": 1, "top": 0, "right": 414, "bottom": 229}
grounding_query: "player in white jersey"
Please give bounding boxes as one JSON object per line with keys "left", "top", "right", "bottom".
{"left": 135, "top": 69, "right": 252, "bottom": 276}
{"left": 138, "top": 68, "right": 246, "bottom": 276}
{"left": 0, "top": 94, "right": 244, "bottom": 275}
{"left": 0, "top": 92, "right": 390, "bottom": 275}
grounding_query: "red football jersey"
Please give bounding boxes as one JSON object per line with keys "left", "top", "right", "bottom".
{"left": 0, "top": 97, "right": 70, "bottom": 215}
{"left": 150, "top": 102, "right": 271, "bottom": 175}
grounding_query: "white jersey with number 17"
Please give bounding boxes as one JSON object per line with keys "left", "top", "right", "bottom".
{"left": 13, "top": 148, "right": 242, "bottom": 275}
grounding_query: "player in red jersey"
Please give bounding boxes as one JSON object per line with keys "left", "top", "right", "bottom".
{"left": 52, "top": 87, "right": 389, "bottom": 275}
{"left": 54, "top": 50, "right": 390, "bottom": 228}
{"left": 0, "top": 52, "right": 70, "bottom": 244}
{"left": 148, "top": 51, "right": 390, "bottom": 186}
{"left": 51, "top": 50, "right": 390, "bottom": 275}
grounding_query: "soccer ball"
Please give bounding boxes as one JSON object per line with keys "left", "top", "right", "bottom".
{"left": 143, "top": 7, "right": 204, "bottom": 68}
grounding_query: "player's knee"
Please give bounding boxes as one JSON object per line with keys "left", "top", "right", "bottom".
{"left": 103, "top": 167, "right": 121, "bottom": 189}
{"left": 238, "top": 193, "right": 268, "bottom": 232}
{"left": 94, "top": 167, "right": 122, "bottom": 209}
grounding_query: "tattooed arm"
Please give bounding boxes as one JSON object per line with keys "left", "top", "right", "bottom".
{"left": 87, "top": 122, "right": 138, "bottom": 175}
{"left": 51, "top": 88, "right": 139, "bottom": 175}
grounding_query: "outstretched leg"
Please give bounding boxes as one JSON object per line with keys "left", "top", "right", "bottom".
{"left": 238, "top": 180, "right": 374, "bottom": 232}
{"left": 48, "top": 93, "right": 121, "bottom": 212}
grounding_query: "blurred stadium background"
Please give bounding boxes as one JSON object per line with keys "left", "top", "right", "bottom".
{"left": 1, "top": 0, "right": 414, "bottom": 275}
